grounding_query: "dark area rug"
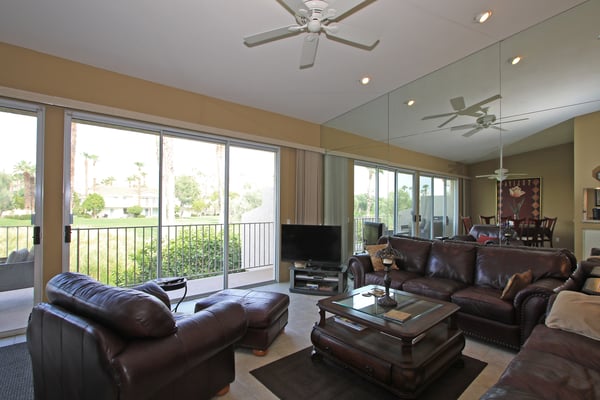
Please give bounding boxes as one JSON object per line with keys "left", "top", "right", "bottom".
{"left": 251, "top": 347, "right": 486, "bottom": 400}
{"left": 0, "top": 342, "right": 33, "bottom": 400}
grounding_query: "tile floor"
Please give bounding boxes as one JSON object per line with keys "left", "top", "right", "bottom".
{"left": 0, "top": 282, "right": 516, "bottom": 399}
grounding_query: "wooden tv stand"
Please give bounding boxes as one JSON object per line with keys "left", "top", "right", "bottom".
{"left": 289, "top": 265, "right": 347, "bottom": 295}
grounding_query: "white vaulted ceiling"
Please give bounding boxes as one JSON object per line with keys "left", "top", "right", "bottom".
{"left": 0, "top": 0, "right": 598, "bottom": 163}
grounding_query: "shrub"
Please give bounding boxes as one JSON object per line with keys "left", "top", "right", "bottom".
{"left": 115, "top": 227, "right": 243, "bottom": 286}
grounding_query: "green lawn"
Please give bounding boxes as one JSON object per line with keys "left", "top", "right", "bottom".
{"left": 0, "top": 215, "right": 223, "bottom": 228}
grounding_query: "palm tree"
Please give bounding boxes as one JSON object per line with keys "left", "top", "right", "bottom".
{"left": 83, "top": 152, "right": 99, "bottom": 195}
{"left": 13, "top": 161, "right": 35, "bottom": 211}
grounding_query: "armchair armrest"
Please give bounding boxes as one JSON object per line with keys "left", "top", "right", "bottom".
{"left": 348, "top": 254, "right": 374, "bottom": 289}
{"left": 113, "top": 301, "right": 248, "bottom": 398}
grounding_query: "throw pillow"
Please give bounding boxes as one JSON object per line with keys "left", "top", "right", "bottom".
{"left": 366, "top": 244, "right": 398, "bottom": 272}
{"left": 500, "top": 269, "right": 533, "bottom": 300}
{"left": 546, "top": 290, "right": 600, "bottom": 341}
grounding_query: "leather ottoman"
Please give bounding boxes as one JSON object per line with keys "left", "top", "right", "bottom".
{"left": 194, "top": 289, "right": 289, "bottom": 356}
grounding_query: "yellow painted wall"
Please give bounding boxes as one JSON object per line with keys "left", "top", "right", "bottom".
{"left": 574, "top": 111, "right": 600, "bottom": 260}
{"left": 469, "top": 142, "right": 574, "bottom": 251}
{"left": 1, "top": 42, "right": 461, "bottom": 294}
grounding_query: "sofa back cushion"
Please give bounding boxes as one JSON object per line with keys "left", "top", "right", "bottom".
{"left": 385, "top": 236, "right": 432, "bottom": 274}
{"left": 425, "top": 240, "right": 477, "bottom": 284}
{"left": 47, "top": 272, "right": 176, "bottom": 339}
{"left": 475, "top": 246, "right": 575, "bottom": 289}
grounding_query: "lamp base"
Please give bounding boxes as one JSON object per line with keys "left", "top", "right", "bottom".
{"left": 377, "top": 295, "right": 397, "bottom": 307}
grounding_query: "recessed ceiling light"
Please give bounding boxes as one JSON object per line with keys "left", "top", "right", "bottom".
{"left": 405, "top": 99, "right": 416, "bottom": 106}
{"left": 474, "top": 10, "right": 492, "bottom": 24}
{"left": 360, "top": 76, "right": 371, "bottom": 85}
{"left": 509, "top": 56, "right": 522, "bottom": 65}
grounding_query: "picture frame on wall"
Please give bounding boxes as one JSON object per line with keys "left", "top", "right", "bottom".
{"left": 497, "top": 177, "right": 542, "bottom": 220}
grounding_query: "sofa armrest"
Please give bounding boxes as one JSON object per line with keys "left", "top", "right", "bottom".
{"left": 132, "top": 281, "right": 171, "bottom": 309}
{"left": 113, "top": 301, "right": 248, "bottom": 398}
{"left": 513, "top": 283, "right": 556, "bottom": 345}
{"left": 348, "top": 254, "right": 374, "bottom": 289}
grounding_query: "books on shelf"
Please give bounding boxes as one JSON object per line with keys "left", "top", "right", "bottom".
{"left": 333, "top": 316, "right": 366, "bottom": 331}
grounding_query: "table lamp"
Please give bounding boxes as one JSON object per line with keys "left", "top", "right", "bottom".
{"left": 375, "top": 238, "right": 403, "bottom": 307}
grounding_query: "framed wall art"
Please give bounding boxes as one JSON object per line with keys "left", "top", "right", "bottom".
{"left": 497, "top": 177, "right": 542, "bottom": 220}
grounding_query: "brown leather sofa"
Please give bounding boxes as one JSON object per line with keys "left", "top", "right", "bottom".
{"left": 348, "top": 236, "right": 576, "bottom": 349}
{"left": 27, "top": 272, "right": 248, "bottom": 400}
{"left": 480, "top": 260, "right": 600, "bottom": 399}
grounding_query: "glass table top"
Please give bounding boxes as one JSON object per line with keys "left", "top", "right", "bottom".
{"left": 333, "top": 286, "right": 442, "bottom": 324}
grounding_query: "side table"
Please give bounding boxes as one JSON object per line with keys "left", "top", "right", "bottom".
{"left": 154, "top": 277, "right": 187, "bottom": 312}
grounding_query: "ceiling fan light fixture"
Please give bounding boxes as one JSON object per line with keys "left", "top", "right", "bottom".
{"left": 474, "top": 10, "right": 492, "bottom": 24}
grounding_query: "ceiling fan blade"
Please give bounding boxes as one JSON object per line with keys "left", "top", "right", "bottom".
{"left": 449, "top": 97, "right": 466, "bottom": 111}
{"left": 497, "top": 117, "right": 529, "bottom": 125}
{"left": 469, "top": 94, "right": 502, "bottom": 110}
{"left": 326, "top": 0, "right": 369, "bottom": 20}
{"left": 462, "top": 127, "right": 483, "bottom": 137}
{"left": 279, "top": 0, "right": 307, "bottom": 15}
{"left": 300, "top": 33, "right": 319, "bottom": 68}
{"left": 244, "top": 26, "right": 299, "bottom": 46}
{"left": 489, "top": 125, "right": 507, "bottom": 131}
{"left": 421, "top": 112, "right": 456, "bottom": 120}
{"left": 324, "top": 23, "right": 379, "bottom": 48}
{"left": 450, "top": 123, "right": 477, "bottom": 131}
{"left": 438, "top": 114, "right": 458, "bottom": 128}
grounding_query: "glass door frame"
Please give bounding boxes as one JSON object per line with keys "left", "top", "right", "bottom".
{"left": 0, "top": 97, "right": 44, "bottom": 305}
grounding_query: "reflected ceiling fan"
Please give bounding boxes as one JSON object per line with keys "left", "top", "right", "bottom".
{"left": 421, "top": 94, "right": 502, "bottom": 128}
{"left": 243, "top": 0, "right": 379, "bottom": 68}
{"left": 451, "top": 113, "right": 529, "bottom": 137}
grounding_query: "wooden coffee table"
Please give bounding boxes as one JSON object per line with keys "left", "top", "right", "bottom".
{"left": 311, "top": 285, "right": 465, "bottom": 399}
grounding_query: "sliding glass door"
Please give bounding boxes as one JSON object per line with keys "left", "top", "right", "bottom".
{"left": 65, "top": 113, "right": 277, "bottom": 296}
{"left": 0, "top": 99, "right": 43, "bottom": 337}
{"left": 418, "top": 175, "right": 457, "bottom": 239}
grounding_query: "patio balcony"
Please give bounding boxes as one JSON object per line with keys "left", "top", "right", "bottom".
{"left": 0, "top": 222, "right": 276, "bottom": 337}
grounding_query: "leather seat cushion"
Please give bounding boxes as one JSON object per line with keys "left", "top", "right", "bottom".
{"left": 195, "top": 289, "right": 289, "bottom": 329}
{"left": 365, "top": 270, "right": 421, "bottom": 290}
{"left": 401, "top": 277, "right": 466, "bottom": 301}
{"left": 451, "top": 286, "right": 514, "bottom": 325}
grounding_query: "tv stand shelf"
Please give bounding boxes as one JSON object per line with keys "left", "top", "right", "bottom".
{"left": 290, "top": 265, "right": 347, "bottom": 295}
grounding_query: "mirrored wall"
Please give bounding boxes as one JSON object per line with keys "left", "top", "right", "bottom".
{"left": 321, "top": 0, "right": 600, "bottom": 168}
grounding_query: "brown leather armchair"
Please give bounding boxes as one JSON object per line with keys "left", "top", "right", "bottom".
{"left": 27, "top": 272, "right": 248, "bottom": 400}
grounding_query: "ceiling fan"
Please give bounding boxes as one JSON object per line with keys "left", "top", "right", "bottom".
{"left": 476, "top": 168, "right": 527, "bottom": 181}
{"left": 451, "top": 113, "right": 529, "bottom": 137}
{"left": 243, "top": 0, "right": 379, "bottom": 68}
{"left": 421, "top": 94, "right": 502, "bottom": 128}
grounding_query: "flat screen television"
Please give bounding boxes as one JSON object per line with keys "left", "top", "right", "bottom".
{"left": 363, "top": 221, "right": 384, "bottom": 246}
{"left": 281, "top": 224, "right": 342, "bottom": 267}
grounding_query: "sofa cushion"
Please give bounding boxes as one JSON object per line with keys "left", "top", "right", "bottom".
{"left": 6, "top": 248, "right": 29, "bottom": 263}
{"left": 365, "top": 269, "right": 421, "bottom": 290}
{"left": 47, "top": 272, "right": 176, "bottom": 339}
{"left": 475, "top": 246, "right": 572, "bottom": 289}
{"left": 401, "top": 277, "right": 467, "bottom": 301}
{"left": 452, "top": 286, "right": 514, "bottom": 325}
{"left": 424, "top": 240, "right": 476, "bottom": 284}
{"left": 546, "top": 290, "right": 600, "bottom": 341}
{"left": 500, "top": 269, "right": 533, "bottom": 301}
{"left": 386, "top": 236, "right": 432, "bottom": 274}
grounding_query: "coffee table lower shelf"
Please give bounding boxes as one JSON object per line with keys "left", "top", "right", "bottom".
{"left": 310, "top": 316, "right": 465, "bottom": 399}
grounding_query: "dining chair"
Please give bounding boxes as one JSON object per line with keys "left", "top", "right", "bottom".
{"left": 461, "top": 216, "right": 473, "bottom": 234}
{"left": 521, "top": 217, "right": 545, "bottom": 247}
{"left": 540, "top": 217, "right": 557, "bottom": 247}
{"left": 480, "top": 215, "right": 496, "bottom": 225}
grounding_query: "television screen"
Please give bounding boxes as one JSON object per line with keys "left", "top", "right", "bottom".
{"left": 281, "top": 224, "right": 341, "bottom": 266}
{"left": 363, "top": 221, "right": 384, "bottom": 246}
